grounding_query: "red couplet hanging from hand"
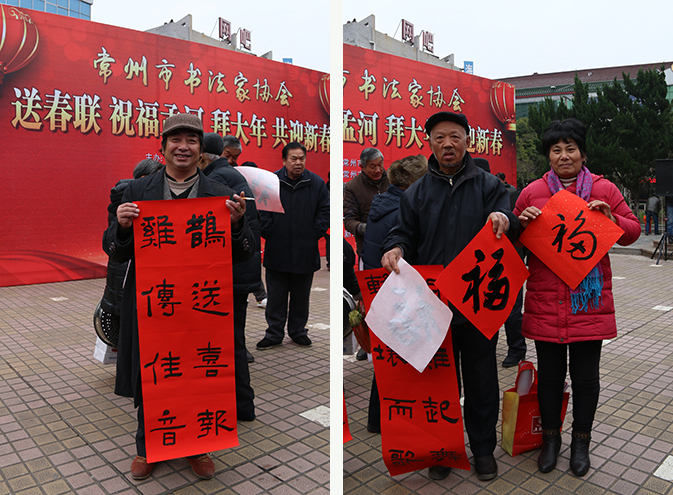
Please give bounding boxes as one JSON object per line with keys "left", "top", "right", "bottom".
{"left": 435, "top": 220, "right": 529, "bottom": 339}
{"left": 519, "top": 190, "right": 624, "bottom": 289}
{"left": 343, "top": 393, "right": 353, "bottom": 443}
{"left": 133, "top": 197, "right": 238, "bottom": 463}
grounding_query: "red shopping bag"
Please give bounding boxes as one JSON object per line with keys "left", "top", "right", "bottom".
{"left": 501, "top": 361, "right": 569, "bottom": 456}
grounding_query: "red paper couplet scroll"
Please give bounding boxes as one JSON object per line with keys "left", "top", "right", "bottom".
{"left": 519, "top": 190, "right": 624, "bottom": 289}
{"left": 371, "top": 331, "right": 470, "bottom": 476}
{"left": 344, "top": 394, "right": 353, "bottom": 443}
{"left": 356, "top": 266, "right": 469, "bottom": 476}
{"left": 435, "top": 220, "right": 529, "bottom": 340}
{"left": 133, "top": 197, "right": 238, "bottom": 463}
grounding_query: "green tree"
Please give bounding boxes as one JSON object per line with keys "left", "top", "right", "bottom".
{"left": 515, "top": 117, "right": 546, "bottom": 188}
{"left": 527, "top": 69, "right": 673, "bottom": 210}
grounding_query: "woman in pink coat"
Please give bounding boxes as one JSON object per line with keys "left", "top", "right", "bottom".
{"left": 515, "top": 119, "right": 640, "bottom": 477}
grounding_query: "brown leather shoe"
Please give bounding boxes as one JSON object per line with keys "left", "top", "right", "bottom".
{"left": 131, "top": 455, "right": 154, "bottom": 480}
{"left": 187, "top": 454, "right": 215, "bottom": 479}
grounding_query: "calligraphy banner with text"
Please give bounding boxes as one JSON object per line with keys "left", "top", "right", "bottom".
{"left": 0, "top": 7, "right": 328, "bottom": 286}
{"left": 519, "top": 190, "right": 624, "bottom": 289}
{"left": 356, "top": 266, "right": 469, "bottom": 476}
{"left": 371, "top": 331, "right": 470, "bottom": 476}
{"left": 133, "top": 197, "right": 237, "bottom": 463}
{"left": 435, "top": 220, "right": 529, "bottom": 339}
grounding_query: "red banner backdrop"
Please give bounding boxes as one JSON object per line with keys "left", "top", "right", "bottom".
{"left": 0, "top": 7, "right": 328, "bottom": 286}
{"left": 342, "top": 43, "right": 516, "bottom": 250}
{"left": 133, "top": 197, "right": 237, "bottom": 463}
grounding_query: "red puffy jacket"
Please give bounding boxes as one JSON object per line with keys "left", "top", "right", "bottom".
{"left": 514, "top": 172, "right": 640, "bottom": 343}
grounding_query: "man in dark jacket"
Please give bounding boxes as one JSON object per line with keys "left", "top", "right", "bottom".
{"left": 199, "top": 132, "right": 259, "bottom": 418}
{"left": 103, "top": 114, "right": 253, "bottom": 481}
{"left": 381, "top": 112, "right": 519, "bottom": 482}
{"left": 257, "top": 142, "right": 330, "bottom": 349}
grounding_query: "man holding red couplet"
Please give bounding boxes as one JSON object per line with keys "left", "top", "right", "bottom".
{"left": 381, "top": 111, "right": 519, "bottom": 481}
{"left": 104, "top": 114, "right": 253, "bottom": 481}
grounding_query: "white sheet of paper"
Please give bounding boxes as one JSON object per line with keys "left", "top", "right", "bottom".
{"left": 235, "top": 167, "right": 285, "bottom": 213}
{"left": 365, "top": 259, "right": 453, "bottom": 373}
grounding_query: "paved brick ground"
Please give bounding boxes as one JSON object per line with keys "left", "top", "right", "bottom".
{"left": 0, "top": 264, "right": 330, "bottom": 495}
{"left": 344, "top": 240, "right": 673, "bottom": 494}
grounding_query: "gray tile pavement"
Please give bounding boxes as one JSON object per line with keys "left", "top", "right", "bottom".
{"left": 0, "top": 264, "right": 330, "bottom": 494}
{"left": 344, "top": 251, "right": 673, "bottom": 494}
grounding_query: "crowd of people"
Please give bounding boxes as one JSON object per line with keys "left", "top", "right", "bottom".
{"left": 345, "top": 111, "right": 640, "bottom": 481}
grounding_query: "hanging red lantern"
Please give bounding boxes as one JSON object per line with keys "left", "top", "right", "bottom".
{"left": 0, "top": 6, "right": 40, "bottom": 94}
{"left": 490, "top": 81, "right": 515, "bottom": 131}
{"left": 319, "top": 73, "right": 329, "bottom": 116}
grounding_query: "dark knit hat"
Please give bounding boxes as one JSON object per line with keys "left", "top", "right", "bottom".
{"left": 203, "top": 133, "right": 224, "bottom": 155}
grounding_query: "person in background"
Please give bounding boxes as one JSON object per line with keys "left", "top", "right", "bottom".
{"left": 645, "top": 195, "right": 661, "bottom": 235}
{"left": 344, "top": 147, "right": 389, "bottom": 264}
{"left": 515, "top": 118, "right": 639, "bottom": 477}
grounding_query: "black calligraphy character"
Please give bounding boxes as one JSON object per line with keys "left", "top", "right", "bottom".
{"left": 160, "top": 351, "right": 182, "bottom": 378}
{"left": 144, "top": 352, "right": 159, "bottom": 385}
{"left": 461, "top": 249, "right": 486, "bottom": 314}
{"left": 194, "top": 342, "right": 228, "bottom": 377}
{"left": 205, "top": 211, "right": 226, "bottom": 246}
{"left": 156, "top": 215, "right": 177, "bottom": 247}
{"left": 215, "top": 410, "right": 234, "bottom": 433}
{"left": 423, "top": 397, "right": 439, "bottom": 423}
{"left": 440, "top": 400, "right": 459, "bottom": 423}
{"left": 192, "top": 281, "right": 229, "bottom": 316}
{"left": 383, "top": 398, "right": 415, "bottom": 420}
{"left": 425, "top": 277, "right": 442, "bottom": 300}
{"left": 386, "top": 347, "right": 407, "bottom": 367}
{"left": 430, "top": 448, "right": 462, "bottom": 463}
{"left": 149, "top": 409, "right": 186, "bottom": 446}
{"left": 483, "top": 248, "right": 510, "bottom": 311}
{"left": 372, "top": 344, "right": 385, "bottom": 361}
{"left": 551, "top": 214, "right": 567, "bottom": 253}
{"left": 156, "top": 279, "right": 181, "bottom": 316}
{"left": 186, "top": 214, "right": 206, "bottom": 248}
{"left": 140, "top": 216, "right": 157, "bottom": 249}
{"left": 196, "top": 409, "right": 233, "bottom": 437}
{"left": 257, "top": 189, "right": 270, "bottom": 207}
{"left": 566, "top": 209, "right": 597, "bottom": 261}
{"left": 389, "top": 449, "right": 423, "bottom": 467}
{"left": 364, "top": 273, "right": 388, "bottom": 295}
{"left": 428, "top": 347, "right": 451, "bottom": 370}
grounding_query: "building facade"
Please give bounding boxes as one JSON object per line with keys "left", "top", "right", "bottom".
{"left": 1, "top": 0, "right": 91, "bottom": 19}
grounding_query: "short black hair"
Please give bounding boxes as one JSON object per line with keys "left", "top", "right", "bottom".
{"left": 222, "top": 135, "right": 242, "bottom": 150}
{"left": 541, "top": 118, "right": 587, "bottom": 158}
{"left": 495, "top": 172, "right": 506, "bottom": 181}
{"left": 282, "top": 141, "right": 306, "bottom": 160}
{"left": 160, "top": 131, "right": 204, "bottom": 153}
{"left": 133, "top": 159, "right": 163, "bottom": 179}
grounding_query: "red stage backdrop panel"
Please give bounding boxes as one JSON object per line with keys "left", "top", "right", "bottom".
{"left": 0, "top": 7, "right": 329, "bottom": 286}
{"left": 342, "top": 44, "right": 516, "bottom": 251}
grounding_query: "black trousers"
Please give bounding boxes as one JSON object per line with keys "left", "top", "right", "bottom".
{"left": 264, "top": 269, "right": 313, "bottom": 342}
{"left": 503, "top": 288, "right": 526, "bottom": 356}
{"left": 233, "top": 292, "right": 255, "bottom": 419}
{"left": 368, "top": 321, "right": 499, "bottom": 457}
{"left": 535, "top": 340, "right": 602, "bottom": 432}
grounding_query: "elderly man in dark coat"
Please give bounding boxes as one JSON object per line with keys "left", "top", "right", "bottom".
{"left": 103, "top": 114, "right": 253, "bottom": 481}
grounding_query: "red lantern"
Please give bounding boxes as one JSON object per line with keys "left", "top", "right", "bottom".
{"left": 0, "top": 6, "right": 40, "bottom": 92}
{"left": 319, "top": 73, "right": 329, "bottom": 116}
{"left": 490, "top": 81, "right": 515, "bottom": 131}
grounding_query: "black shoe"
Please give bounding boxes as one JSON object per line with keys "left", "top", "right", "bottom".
{"left": 428, "top": 465, "right": 452, "bottom": 480}
{"left": 238, "top": 411, "right": 255, "bottom": 422}
{"left": 356, "top": 348, "right": 368, "bottom": 361}
{"left": 366, "top": 423, "right": 380, "bottom": 433}
{"left": 570, "top": 431, "right": 591, "bottom": 477}
{"left": 246, "top": 349, "right": 255, "bottom": 363}
{"left": 502, "top": 353, "right": 525, "bottom": 368}
{"left": 538, "top": 429, "right": 561, "bottom": 473}
{"left": 474, "top": 454, "right": 497, "bottom": 481}
{"left": 256, "top": 337, "right": 281, "bottom": 350}
{"left": 292, "top": 335, "right": 312, "bottom": 347}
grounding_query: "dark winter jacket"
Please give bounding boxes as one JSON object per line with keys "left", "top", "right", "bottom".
{"left": 101, "top": 179, "right": 133, "bottom": 315}
{"left": 382, "top": 153, "right": 519, "bottom": 326}
{"left": 260, "top": 167, "right": 330, "bottom": 274}
{"left": 361, "top": 185, "right": 404, "bottom": 270}
{"left": 343, "top": 171, "right": 390, "bottom": 255}
{"left": 203, "top": 157, "right": 261, "bottom": 294}
{"left": 103, "top": 169, "right": 254, "bottom": 404}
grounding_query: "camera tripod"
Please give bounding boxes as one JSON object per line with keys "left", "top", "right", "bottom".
{"left": 651, "top": 232, "right": 673, "bottom": 265}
